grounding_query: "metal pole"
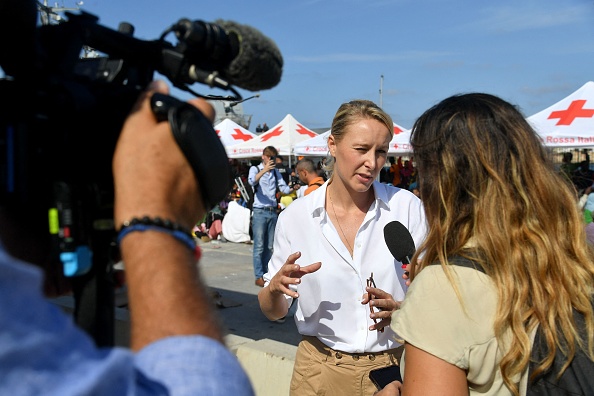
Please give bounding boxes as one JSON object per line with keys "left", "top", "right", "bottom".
{"left": 379, "top": 75, "right": 384, "bottom": 108}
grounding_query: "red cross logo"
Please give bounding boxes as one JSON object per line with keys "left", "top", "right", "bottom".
{"left": 548, "top": 100, "right": 594, "bottom": 126}
{"left": 296, "top": 124, "right": 316, "bottom": 137}
{"left": 393, "top": 126, "right": 403, "bottom": 134}
{"left": 261, "top": 126, "right": 283, "bottom": 142}
{"left": 231, "top": 128, "right": 253, "bottom": 142}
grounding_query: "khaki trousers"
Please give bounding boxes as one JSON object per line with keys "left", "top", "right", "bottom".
{"left": 290, "top": 336, "right": 401, "bottom": 396}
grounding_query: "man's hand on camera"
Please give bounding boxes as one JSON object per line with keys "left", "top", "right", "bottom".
{"left": 113, "top": 80, "right": 215, "bottom": 230}
{"left": 113, "top": 81, "right": 223, "bottom": 351}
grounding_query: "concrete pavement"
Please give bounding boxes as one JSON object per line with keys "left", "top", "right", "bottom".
{"left": 198, "top": 238, "right": 302, "bottom": 347}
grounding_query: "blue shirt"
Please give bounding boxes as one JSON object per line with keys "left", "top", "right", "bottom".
{"left": 0, "top": 244, "right": 254, "bottom": 396}
{"left": 248, "top": 164, "right": 291, "bottom": 209}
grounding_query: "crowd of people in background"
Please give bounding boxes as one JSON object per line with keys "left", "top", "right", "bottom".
{"left": 198, "top": 146, "right": 594, "bottom": 257}
{"left": 561, "top": 149, "right": 594, "bottom": 246}
{"left": 379, "top": 156, "right": 418, "bottom": 195}
{"left": 194, "top": 155, "right": 330, "bottom": 245}
{"left": 197, "top": 153, "right": 419, "bottom": 246}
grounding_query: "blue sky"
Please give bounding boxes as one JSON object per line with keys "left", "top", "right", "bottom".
{"left": 54, "top": 0, "right": 594, "bottom": 131}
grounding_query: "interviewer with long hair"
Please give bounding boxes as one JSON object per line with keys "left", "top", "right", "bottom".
{"left": 382, "top": 93, "right": 594, "bottom": 395}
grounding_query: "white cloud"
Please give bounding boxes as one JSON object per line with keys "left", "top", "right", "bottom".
{"left": 290, "top": 50, "right": 454, "bottom": 63}
{"left": 468, "top": 4, "right": 590, "bottom": 33}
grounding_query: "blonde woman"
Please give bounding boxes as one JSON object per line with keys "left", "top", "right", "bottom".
{"left": 258, "top": 100, "right": 426, "bottom": 396}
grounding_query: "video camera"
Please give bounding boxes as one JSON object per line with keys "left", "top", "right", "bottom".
{"left": 289, "top": 175, "right": 302, "bottom": 188}
{"left": 0, "top": 4, "right": 282, "bottom": 273}
{"left": 0, "top": 2, "right": 282, "bottom": 346}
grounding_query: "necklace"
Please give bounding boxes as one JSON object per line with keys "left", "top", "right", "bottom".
{"left": 328, "top": 191, "right": 354, "bottom": 256}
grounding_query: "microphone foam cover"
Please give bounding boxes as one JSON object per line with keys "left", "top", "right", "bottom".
{"left": 216, "top": 20, "right": 283, "bottom": 91}
{"left": 384, "top": 221, "right": 416, "bottom": 263}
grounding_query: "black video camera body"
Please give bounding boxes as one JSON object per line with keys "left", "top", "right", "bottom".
{"left": 0, "top": 6, "right": 261, "bottom": 276}
{"left": 289, "top": 175, "right": 302, "bottom": 188}
{"left": 0, "top": 1, "right": 282, "bottom": 345}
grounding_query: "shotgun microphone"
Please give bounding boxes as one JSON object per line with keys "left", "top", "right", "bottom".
{"left": 172, "top": 19, "right": 283, "bottom": 91}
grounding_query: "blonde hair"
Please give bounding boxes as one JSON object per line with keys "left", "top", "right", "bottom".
{"left": 325, "top": 99, "right": 393, "bottom": 174}
{"left": 410, "top": 93, "right": 594, "bottom": 394}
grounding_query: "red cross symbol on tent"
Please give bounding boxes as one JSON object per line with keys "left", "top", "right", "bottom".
{"left": 548, "top": 100, "right": 594, "bottom": 126}
{"left": 231, "top": 128, "right": 254, "bottom": 142}
{"left": 393, "top": 125, "right": 403, "bottom": 134}
{"left": 296, "top": 124, "right": 316, "bottom": 137}
{"left": 261, "top": 126, "right": 283, "bottom": 142}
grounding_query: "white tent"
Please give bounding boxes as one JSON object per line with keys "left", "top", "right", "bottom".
{"left": 226, "top": 114, "right": 318, "bottom": 159}
{"left": 293, "top": 123, "right": 412, "bottom": 156}
{"left": 293, "top": 130, "right": 330, "bottom": 156}
{"left": 527, "top": 81, "right": 594, "bottom": 148}
{"left": 389, "top": 124, "right": 413, "bottom": 154}
{"left": 214, "top": 118, "right": 257, "bottom": 154}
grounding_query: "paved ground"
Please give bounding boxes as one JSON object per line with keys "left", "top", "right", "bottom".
{"left": 197, "top": 238, "right": 302, "bottom": 347}
{"left": 52, "top": 237, "right": 301, "bottom": 347}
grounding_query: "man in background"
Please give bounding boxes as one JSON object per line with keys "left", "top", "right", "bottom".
{"left": 248, "top": 146, "right": 291, "bottom": 287}
{"left": 1, "top": 3, "right": 254, "bottom": 393}
{"left": 0, "top": 79, "right": 254, "bottom": 395}
{"left": 295, "top": 158, "right": 325, "bottom": 196}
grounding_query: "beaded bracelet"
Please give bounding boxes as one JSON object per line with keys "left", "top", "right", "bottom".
{"left": 117, "top": 216, "right": 201, "bottom": 260}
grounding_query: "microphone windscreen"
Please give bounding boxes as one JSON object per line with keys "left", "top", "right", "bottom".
{"left": 384, "top": 221, "right": 416, "bottom": 264}
{"left": 215, "top": 20, "right": 283, "bottom": 91}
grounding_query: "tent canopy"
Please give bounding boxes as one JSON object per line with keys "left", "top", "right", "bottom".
{"left": 214, "top": 119, "right": 257, "bottom": 154}
{"left": 293, "top": 123, "right": 413, "bottom": 156}
{"left": 528, "top": 81, "right": 594, "bottom": 148}
{"left": 293, "top": 130, "right": 330, "bottom": 156}
{"left": 389, "top": 123, "right": 413, "bottom": 155}
{"left": 226, "top": 114, "right": 317, "bottom": 159}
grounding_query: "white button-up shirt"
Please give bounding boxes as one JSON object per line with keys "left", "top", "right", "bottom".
{"left": 264, "top": 181, "right": 427, "bottom": 353}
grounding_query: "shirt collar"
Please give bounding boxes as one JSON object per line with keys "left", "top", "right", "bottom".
{"left": 309, "top": 180, "right": 389, "bottom": 218}
{"left": 308, "top": 176, "right": 325, "bottom": 187}
{"left": 372, "top": 181, "right": 391, "bottom": 211}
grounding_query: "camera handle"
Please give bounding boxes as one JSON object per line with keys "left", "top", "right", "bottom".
{"left": 150, "top": 93, "right": 233, "bottom": 212}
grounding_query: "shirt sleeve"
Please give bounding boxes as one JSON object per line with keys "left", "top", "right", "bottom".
{"left": 391, "top": 265, "right": 497, "bottom": 369}
{"left": 248, "top": 166, "right": 258, "bottom": 187}
{"left": 0, "top": 254, "right": 254, "bottom": 396}
{"left": 136, "top": 336, "right": 254, "bottom": 396}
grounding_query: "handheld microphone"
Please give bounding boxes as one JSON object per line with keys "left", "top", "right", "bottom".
{"left": 173, "top": 19, "right": 283, "bottom": 91}
{"left": 383, "top": 221, "right": 416, "bottom": 264}
{"left": 384, "top": 221, "right": 416, "bottom": 290}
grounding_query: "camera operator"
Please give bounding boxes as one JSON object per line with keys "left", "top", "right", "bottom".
{"left": 0, "top": 79, "right": 254, "bottom": 395}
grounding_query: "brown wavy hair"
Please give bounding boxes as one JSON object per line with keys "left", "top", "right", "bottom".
{"left": 410, "top": 93, "right": 594, "bottom": 394}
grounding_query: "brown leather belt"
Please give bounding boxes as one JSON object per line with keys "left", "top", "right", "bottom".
{"left": 303, "top": 336, "right": 400, "bottom": 363}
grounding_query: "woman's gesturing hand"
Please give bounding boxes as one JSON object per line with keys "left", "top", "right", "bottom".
{"left": 268, "top": 251, "right": 321, "bottom": 299}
